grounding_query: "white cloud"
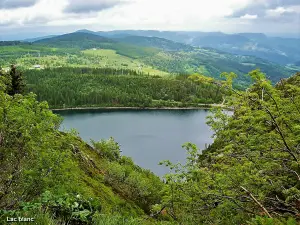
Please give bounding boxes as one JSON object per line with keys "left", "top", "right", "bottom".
{"left": 266, "top": 6, "right": 295, "bottom": 17}
{"left": 0, "top": 0, "right": 67, "bottom": 26}
{"left": 0, "top": 0, "right": 298, "bottom": 35}
{"left": 240, "top": 14, "right": 258, "bottom": 19}
{"left": 0, "top": 0, "right": 253, "bottom": 29}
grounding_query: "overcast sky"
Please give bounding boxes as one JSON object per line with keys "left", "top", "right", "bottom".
{"left": 0, "top": 0, "right": 299, "bottom": 39}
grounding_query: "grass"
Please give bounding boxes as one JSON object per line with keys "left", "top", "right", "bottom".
{"left": 82, "top": 49, "right": 168, "bottom": 75}
{"left": 5, "top": 48, "right": 168, "bottom": 75}
{"left": 0, "top": 45, "right": 168, "bottom": 76}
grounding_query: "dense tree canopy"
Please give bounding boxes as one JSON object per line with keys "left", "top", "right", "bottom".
{"left": 160, "top": 70, "right": 300, "bottom": 224}
{"left": 24, "top": 67, "right": 223, "bottom": 108}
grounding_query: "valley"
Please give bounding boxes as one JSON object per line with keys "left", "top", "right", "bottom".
{"left": 1, "top": 28, "right": 300, "bottom": 225}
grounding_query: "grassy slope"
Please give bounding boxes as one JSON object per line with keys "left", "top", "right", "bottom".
{"left": 60, "top": 136, "right": 145, "bottom": 215}
{"left": 82, "top": 49, "right": 168, "bottom": 75}
{"left": 62, "top": 134, "right": 167, "bottom": 217}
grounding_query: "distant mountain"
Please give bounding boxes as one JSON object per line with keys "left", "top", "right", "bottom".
{"left": 15, "top": 29, "right": 300, "bottom": 64}
{"left": 22, "top": 30, "right": 100, "bottom": 43}
{"left": 190, "top": 34, "right": 300, "bottom": 65}
{"left": 97, "top": 30, "right": 193, "bottom": 43}
{"left": 34, "top": 32, "right": 159, "bottom": 59}
{"left": 34, "top": 31, "right": 195, "bottom": 54}
{"left": 82, "top": 30, "right": 299, "bottom": 65}
{"left": 25, "top": 30, "right": 297, "bottom": 86}
{"left": 28, "top": 29, "right": 300, "bottom": 65}
{"left": 73, "top": 30, "right": 193, "bottom": 51}
{"left": 23, "top": 35, "right": 58, "bottom": 43}
{"left": 35, "top": 32, "right": 115, "bottom": 49}
{"left": 115, "top": 36, "right": 194, "bottom": 51}
{"left": 75, "top": 29, "right": 98, "bottom": 35}
{"left": 141, "top": 47, "right": 297, "bottom": 87}
{"left": 192, "top": 34, "right": 249, "bottom": 46}
{"left": 237, "top": 33, "right": 267, "bottom": 40}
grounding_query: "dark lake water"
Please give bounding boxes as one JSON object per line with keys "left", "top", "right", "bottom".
{"left": 56, "top": 109, "right": 214, "bottom": 176}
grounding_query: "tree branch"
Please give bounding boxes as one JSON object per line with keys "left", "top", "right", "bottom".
{"left": 240, "top": 186, "right": 272, "bottom": 218}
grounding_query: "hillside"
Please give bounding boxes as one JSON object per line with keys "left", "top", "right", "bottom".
{"left": 23, "top": 35, "right": 59, "bottom": 43}
{"left": 35, "top": 32, "right": 159, "bottom": 59}
{"left": 35, "top": 32, "right": 115, "bottom": 49}
{"left": 191, "top": 35, "right": 300, "bottom": 65}
{"left": 1, "top": 65, "right": 300, "bottom": 224}
{"left": 21, "top": 30, "right": 300, "bottom": 65}
{"left": 0, "top": 75, "right": 173, "bottom": 224}
{"left": 141, "top": 48, "right": 296, "bottom": 86}
{"left": 0, "top": 32, "right": 297, "bottom": 88}
{"left": 114, "top": 36, "right": 194, "bottom": 52}
{"left": 33, "top": 32, "right": 298, "bottom": 83}
{"left": 75, "top": 30, "right": 300, "bottom": 65}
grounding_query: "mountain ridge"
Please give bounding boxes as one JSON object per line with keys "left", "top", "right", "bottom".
{"left": 0, "top": 31, "right": 297, "bottom": 87}
{"left": 20, "top": 29, "right": 300, "bottom": 65}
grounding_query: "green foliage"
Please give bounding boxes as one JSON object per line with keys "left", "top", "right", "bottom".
{"left": 161, "top": 70, "right": 300, "bottom": 224}
{"left": 92, "top": 138, "right": 164, "bottom": 214}
{"left": 92, "top": 137, "right": 122, "bottom": 161}
{"left": 92, "top": 214, "right": 176, "bottom": 225}
{"left": 248, "top": 216, "right": 297, "bottom": 225}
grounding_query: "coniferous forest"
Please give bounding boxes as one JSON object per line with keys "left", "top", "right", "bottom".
{"left": 24, "top": 67, "right": 223, "bottom": 109}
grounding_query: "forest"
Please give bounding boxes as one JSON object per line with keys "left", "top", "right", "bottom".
{"left": 0, "top": 66, "right": 299, "bottom": 224}
{"left": 24, "top": 67, "right": 223, "bottom": 109}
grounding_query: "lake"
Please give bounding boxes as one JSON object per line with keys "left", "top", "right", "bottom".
{"left": 56, "top": 109, "right": 214, "bottom": 176}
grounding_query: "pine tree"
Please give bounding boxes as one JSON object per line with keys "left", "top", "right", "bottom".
{"left": 8, "top": 65, "right": 25, "bottom": 96}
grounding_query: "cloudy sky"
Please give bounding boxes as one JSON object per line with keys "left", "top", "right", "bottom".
{"left": 0, "top": 0, "right": 299, "bottom": 39}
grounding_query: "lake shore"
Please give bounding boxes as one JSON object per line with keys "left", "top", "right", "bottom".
{"left": 51, "top": 104, "right": 228, "bottom": 111}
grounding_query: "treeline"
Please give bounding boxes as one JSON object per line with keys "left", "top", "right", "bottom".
{"left": 24, "top": 67, "right": 223, "bottom": 108}
{"left": 0, "top": 41, "right": 25, "bottom": 46}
